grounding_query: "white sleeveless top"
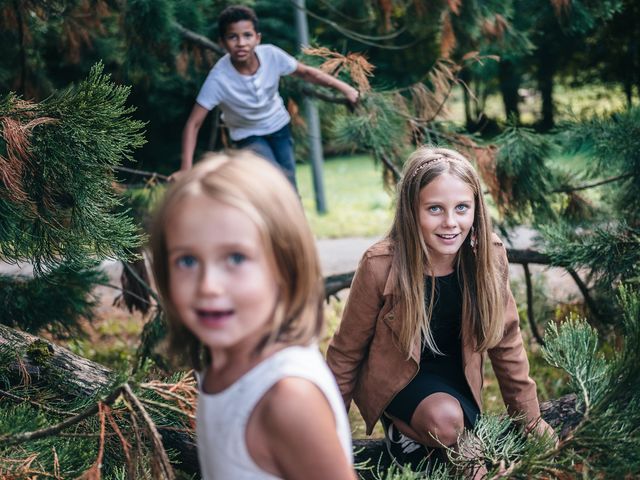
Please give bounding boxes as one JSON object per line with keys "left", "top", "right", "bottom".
{"left": 196, "top": 344, "right": 353, "bottom": 479}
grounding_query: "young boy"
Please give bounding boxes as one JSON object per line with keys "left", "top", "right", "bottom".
{"left": 178, "top": 5, "right": 359, "bottom": 188}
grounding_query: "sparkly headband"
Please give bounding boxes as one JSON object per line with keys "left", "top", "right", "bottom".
{"left": 411, "top": 155, "right": 447, "bottom": 178}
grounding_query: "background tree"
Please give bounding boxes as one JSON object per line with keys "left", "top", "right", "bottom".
{"left": 580, "top": 0, "right": 640, "bottom": 107}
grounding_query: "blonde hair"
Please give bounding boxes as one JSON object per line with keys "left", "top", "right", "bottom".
{"left": 389, "top": 146, "right": 505, "bottom": 356}
{"left": 150, "top": 151, "right": 324, "bottom": 370}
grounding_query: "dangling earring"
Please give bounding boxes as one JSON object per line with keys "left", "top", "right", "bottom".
{"left": 469, "top": 225, "right": 477, "bottom": 255}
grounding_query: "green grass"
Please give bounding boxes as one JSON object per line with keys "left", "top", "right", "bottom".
{"left": 297, "top": 154, "right": 394, "bottom": 239}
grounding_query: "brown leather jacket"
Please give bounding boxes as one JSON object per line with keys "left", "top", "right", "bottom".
{"left": 326, "top": 235, "right": 541, "bottom": 435}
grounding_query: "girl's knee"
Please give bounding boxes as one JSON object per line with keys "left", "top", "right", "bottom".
{"left": 413, "top": 401, "right": 465, "bottom": 447}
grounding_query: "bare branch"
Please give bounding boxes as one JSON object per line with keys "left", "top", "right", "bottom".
{"left": 122, "top": 384, "right": 175, "bottom": 480}
{"left": 523, "top": 263, "right": 545, "bottom": 346}
{"left": 552, "top": 173, "right": 633, "bottom": 194}
{"left": 173, "top": 21, "right": 225, "bottom": 56}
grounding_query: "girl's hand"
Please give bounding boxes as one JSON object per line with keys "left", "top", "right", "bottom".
{"left": 528, "top": 418, "right": 559, "bottom": 447}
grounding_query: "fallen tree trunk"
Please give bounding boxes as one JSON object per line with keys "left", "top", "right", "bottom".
{"left": 325, "top": 248, "right": 557, "bottom": 297}
{"left": 0, "top": 324, "right": 582, "bottom": 477}
{"left": 0, "top": 323, "right": 112, "bottom": 398}
{"left": 353, "top": 393, "right": 581, "bottom": 478}
{"left": 0, "top": 323, "right": 198, "bottom": 472}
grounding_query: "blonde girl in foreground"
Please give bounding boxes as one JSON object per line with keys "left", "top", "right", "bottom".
{"left": 327, "top": 146, "right": 554, "bottom": 474}
{"left": 151, "top": 151, "right": 355, "bottom": 480}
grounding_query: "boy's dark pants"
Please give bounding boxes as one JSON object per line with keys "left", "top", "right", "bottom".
{"left": 235, "top": 123, "right": 297, "bottom": 190}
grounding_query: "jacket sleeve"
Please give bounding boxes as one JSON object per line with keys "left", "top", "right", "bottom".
{"left": 326, "top": 253, "right": 385, "bottom": 411}
{"left": 487, "top": 240, "right": 542, "bottom": 425}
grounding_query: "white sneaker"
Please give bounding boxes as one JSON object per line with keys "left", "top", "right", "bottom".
{"left": 381, "top": 415, "right": 430, "bottom": 469}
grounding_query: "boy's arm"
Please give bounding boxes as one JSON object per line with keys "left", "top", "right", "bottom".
{"left": 291, "top": 63, "right": 359, "bottom": 105}
{"left": 179, "top": 103, "right": 209, "bottom": 172}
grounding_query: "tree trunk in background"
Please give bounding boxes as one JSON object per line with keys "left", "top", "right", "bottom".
{"left": 499, "top": 59, "right": 521, "bottom": 123}
{"left": 537, "top": 45, "right": 556, "bottom": 130}
{"left": 460, "top": 69, "right": 474, "bottom": 130}
{"left": 624, "top": 79, "right": 633, "bottom": 107}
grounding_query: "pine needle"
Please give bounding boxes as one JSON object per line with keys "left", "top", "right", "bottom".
{"left": 302, "top": 46, "right": 374, "bottom": 93}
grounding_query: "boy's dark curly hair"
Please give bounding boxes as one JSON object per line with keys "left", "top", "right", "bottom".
{"left": 218, "top": 5, "right": 259, "bottom": 39}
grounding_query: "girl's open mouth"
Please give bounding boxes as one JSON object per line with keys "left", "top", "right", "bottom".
{"left": 196, "top": 309, "right": 234, "bottom": 325}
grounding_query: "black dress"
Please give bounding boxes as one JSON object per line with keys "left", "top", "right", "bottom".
{"left": 385, "top": 271, "right": 480, "bottom": 428}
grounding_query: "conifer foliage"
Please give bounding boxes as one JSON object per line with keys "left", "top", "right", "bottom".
{"left": 0, "top": 266, "right": 107, "bottom": 338}
{"left": 457, "top": 287, "right": 640, "bottom": 478}
{"left": 0, "top": 63, "right": 145, "bottom": 273}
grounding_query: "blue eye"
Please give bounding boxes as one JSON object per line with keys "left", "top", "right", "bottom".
{"left": 428, "top": 206, "right": 441, "bottom": 213}
{"left": 176, "top": 255, "right": 197, "bottom": 269}
{"left": 456, "top": 204, "right": 470, "bottom": 212}
{"left": 228, "top": 252, "right": 246, "bottom": 266}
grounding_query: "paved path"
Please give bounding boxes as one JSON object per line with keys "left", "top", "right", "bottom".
{"left": 316, "top": 227, "right": 581, "bottom": 303}
{"left": 316, "top": 236, "right": 380, "bottom": 276}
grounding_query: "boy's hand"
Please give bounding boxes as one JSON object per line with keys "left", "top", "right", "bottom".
{"left": 345, "top": 87, "right": 359, "bottom": 112}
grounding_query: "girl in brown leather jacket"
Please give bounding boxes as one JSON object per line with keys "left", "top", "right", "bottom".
{"left": 327, "top": 146, "right": 554, "bottom": 472}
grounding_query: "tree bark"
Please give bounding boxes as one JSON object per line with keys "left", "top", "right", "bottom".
{"left": 499, "top": 59, "right": 521, "bottom": 123}
{"left": 0, "top": 323, "right": 112, "bottom": 398}
{"left": 537, "top": 45, "right": 555, "bottom": 130}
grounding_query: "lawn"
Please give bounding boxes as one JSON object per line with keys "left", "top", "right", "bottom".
{"left": 297, "top": 154, "right": 394, "bottom": 239}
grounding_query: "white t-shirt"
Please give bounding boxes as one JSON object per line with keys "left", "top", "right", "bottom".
{"left": 196, "top": 44, "right": 298, "bottom": 141}
{"left": 196, "top": 344, "right": 353, "bottom": 480}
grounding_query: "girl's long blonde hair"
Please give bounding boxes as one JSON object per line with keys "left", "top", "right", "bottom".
{"left": 150, "top": 151, "right": 324, "bottom": 370}
{"left": 389, "top": 146, "right": 505, "bottom": 356}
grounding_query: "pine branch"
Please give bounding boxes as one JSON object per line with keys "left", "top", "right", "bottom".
{"left": 115, "top": 165, "right": 169, "bottom": 181}
{"left": 552, "top": 173, "right": 633, "bottom": 193}
{"left": 122, "top": 384, "right": 175, "bottom": 480}
{"left": 564, "top": 107, "right": 640, "bottom": 223}
{"left": 493, "top": 125, "right": 557, "bottom": 226}
{"left": 0, "top": 388, "right": 74, "bottom": 417}
{"left": 0, "top": 388, "right": 123, "bottom": 447}
{"left": 0, "top": 266, "right": 107, "bottom": 338}
{"left": 0, "top": 63, "right": 145, "bottom": 273}
{"left": 541, "top": 222, "right": 640, "bottom": 288}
